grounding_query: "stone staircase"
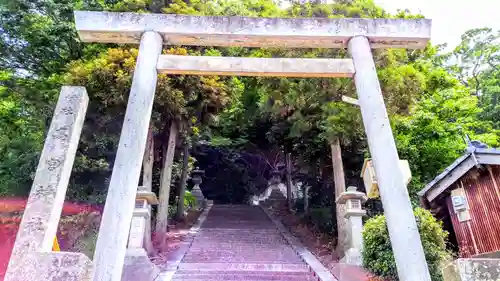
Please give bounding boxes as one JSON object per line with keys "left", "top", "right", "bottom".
{"left": 171, "top": 205, "right": 321, "bottom": 281}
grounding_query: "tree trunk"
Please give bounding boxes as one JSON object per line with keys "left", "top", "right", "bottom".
{"left": 285, "top": 152, "right": 293, "bottom": 211}
{"left": 142, "top": 127, "right": 155, "bottom": 255}
{"left": 143, "top": 127, "right": 154, "bottom": 191}
{"left": 331, "top": 137, "right": 347, "bottom": 258}
{"left": 176, "top": 141, "right": 190, "bottom": 220}
{"left": 156, "top": 121, "right": 178, "bottom": 248}
{"left": 304, "top": 185, "right": 310, "bottom": 214}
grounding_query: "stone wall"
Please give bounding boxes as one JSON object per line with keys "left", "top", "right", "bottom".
{"left": 443, "top": 258, "right": 500, "bottom": 281}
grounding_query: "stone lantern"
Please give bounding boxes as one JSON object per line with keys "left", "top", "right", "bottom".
{"left": 122, "top": 187, "right": 159, "bottom": 281}
{"left": 191, "top": 169, "right": 205, "bottom": 210}
{"left": 269, "top": 170, "right": 282, "bottom": 185}
{"left": 336, "top": 186, "right": 368, "bottom": 266}
{"left": 128, "top": 188, "right": 158, "bottom": 249}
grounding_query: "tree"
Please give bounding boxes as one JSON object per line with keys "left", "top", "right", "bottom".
{"left": 395, "top": 86, "right": 499, "bottom": 202}
{"left": 444, "top": 28, "right": 500, "bottom": 129}
{"left": 0, "top": 0, "right": 83, "bottom": 76}
{"left": 0, "top": 0, "right": 149, "bottom": 198}
{"left": 176, "top": 135, "right": 190, "bottom": 220}
{"left": 157, "top": 120, "right": 178, "bottom": 243}
{"left": 0, "top": 72, "right": 45, "bottom": 195}
{"left": 442, "top": 28, "right": 500, "bottom": 96}
{"left": 330, "top": 138, "right": 347, "bottom": 257}
{"left": 141, "top": 127, "right": 155, "bottom": 254}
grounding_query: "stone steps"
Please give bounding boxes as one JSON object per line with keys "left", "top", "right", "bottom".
{"left": 182, "top": 254, "right": 303, "bottom": 263}
{"left": 171, "top": 204, "right": 323, "bottom": 281}
{"left": 188, "top": 238, "right": 288, "bottom": 243}
{"left": 187, "top": 244, "right": 295, "bottom": 250}
{"left": 192, "top": 237, "right": 287, "bottom": 244}
{"left": 177, "top": 263, "right": 311, "bottom": 272}
{"left": 172, "top": 271, "right": 318, "bottom": 281}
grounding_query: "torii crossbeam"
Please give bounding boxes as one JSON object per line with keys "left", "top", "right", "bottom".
{"left": 74, "top": 11, "right": 430, "bottom": 49}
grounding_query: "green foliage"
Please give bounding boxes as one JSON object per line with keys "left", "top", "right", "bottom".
{"left": 392, "top": 28, "right": 500, "bottom": 203}
{"left": 395, "top": 87, "right": 499, "bottom": 202}
{"left": 191, "top": 145, "right": 268, "bottom": 204}
{"left": 58, "top": 45, "right": 235, "bottom": 200}
{"left": 304, "top": 207, "right": 335, "bottom": 235}
{"left": 362, "top": 208, "right": 450, "bottom": 281}
{"left": 168, "top": 205, "right": 177, "bottom": 219}
{"left": 184, "top": 190, "right": 197, "bottom": 209}
{"left": 0, "top": 1, "right": 498, "bottom": 257}
{"left": 442, "top": 28, "right": 500, "bottom": 96}
{"left": 444, "top": 28, "right": 500, "bottom": 130}
{"left": 0, "top": 0, "right": 83, "bottom": 76}
{"left": 0, "top": 72, "right": 45, "bottom": 195}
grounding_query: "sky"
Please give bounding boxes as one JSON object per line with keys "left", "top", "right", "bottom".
{"left": 375, "top": 0, "right": 500, "bottom": 48}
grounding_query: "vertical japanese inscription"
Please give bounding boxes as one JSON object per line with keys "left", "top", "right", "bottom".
{"left": 5, "top": 86, "right": 89, "bottom": 281}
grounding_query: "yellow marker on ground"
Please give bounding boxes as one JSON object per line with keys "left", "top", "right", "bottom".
{"left": 52, "top": 237, "right": 60, "bottom": 252}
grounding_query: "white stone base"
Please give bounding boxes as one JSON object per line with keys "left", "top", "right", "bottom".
{"left": 443, "top": 258, "right": 500, "bottom": 281}
{"left": 121, "top": 248, "right": 159, "bottom": 281}
{"left": 5, "top": 252, "right": 92, "bottom": 281}
{"left": 340, "top": 248, "right": 363, "bottom": 266}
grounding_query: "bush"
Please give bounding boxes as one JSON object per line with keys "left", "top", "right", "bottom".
{"left": 168, "top": 205, "right": 177, "bottom": 219}
{"left": 362, "top": 208, "right": 449, "bottom": 281}
{"left": 184, "top": 190, "right": 197, "bottom": 209}
{"left": 305, "top": 207, "right": 336, "bottom": 235}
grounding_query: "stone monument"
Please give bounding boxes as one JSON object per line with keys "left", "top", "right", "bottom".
{"left": 4, "top": 87, "right": 91, "bottom": 281}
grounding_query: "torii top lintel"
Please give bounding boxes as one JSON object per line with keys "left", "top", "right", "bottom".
{"left": 74, "top": 11, "right": 431, "bottom": 49}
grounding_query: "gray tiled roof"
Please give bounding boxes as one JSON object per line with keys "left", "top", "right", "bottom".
{"left": 418, "top": 147, "right": 500, "bottom": 198}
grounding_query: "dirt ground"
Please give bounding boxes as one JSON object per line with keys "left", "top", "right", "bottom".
{"left": 150, "top": 210, "right": 201, "bottom": 269}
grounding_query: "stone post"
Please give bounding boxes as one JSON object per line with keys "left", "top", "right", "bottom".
{"left": 5, "top": 86, "right": 89, "bottom": 281}
{"left": 336, "top": 186, "right": 367, "bottom": 266}
{"left": 191, "top": 169, "right": 206, "bottom": 210}
{"left": 122, "top": 190, "right": 159, "bottom": 281}
{"left": 348, "top": 36, "right": 431, "bottom": 280}
{"left": 92, "top": 31, "right": 163, "bottom": 281}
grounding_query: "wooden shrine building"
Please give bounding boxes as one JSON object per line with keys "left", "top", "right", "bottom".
{"left": 419, "top": 142, "right": 500, "bottom": 258}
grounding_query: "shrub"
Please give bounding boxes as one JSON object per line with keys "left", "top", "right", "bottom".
{"left": 306, "top": 207, "right": 335, "bottom": 235}
{"left": 362, "top": 208, "right": 449, "bottom": 281}
{"left": 168, "top": 205, "right": 177, "bottom": 219}
{"left": 184, "top": 190, "right": 197, "bottom": 209}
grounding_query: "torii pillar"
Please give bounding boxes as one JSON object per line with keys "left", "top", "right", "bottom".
{"left": 348, "top": 36, "right": 430, "bottom": 280}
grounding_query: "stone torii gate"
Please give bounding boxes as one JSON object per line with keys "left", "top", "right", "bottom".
{"left": 76, "top": 11, "right": 432, "bottom": 281}
{"left": 5, "top": 11, "right": 432, "bottom": 281}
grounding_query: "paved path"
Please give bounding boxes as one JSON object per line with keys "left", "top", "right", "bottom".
{"left": 171, "top": 205, "right": 319, "bottom": 281}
